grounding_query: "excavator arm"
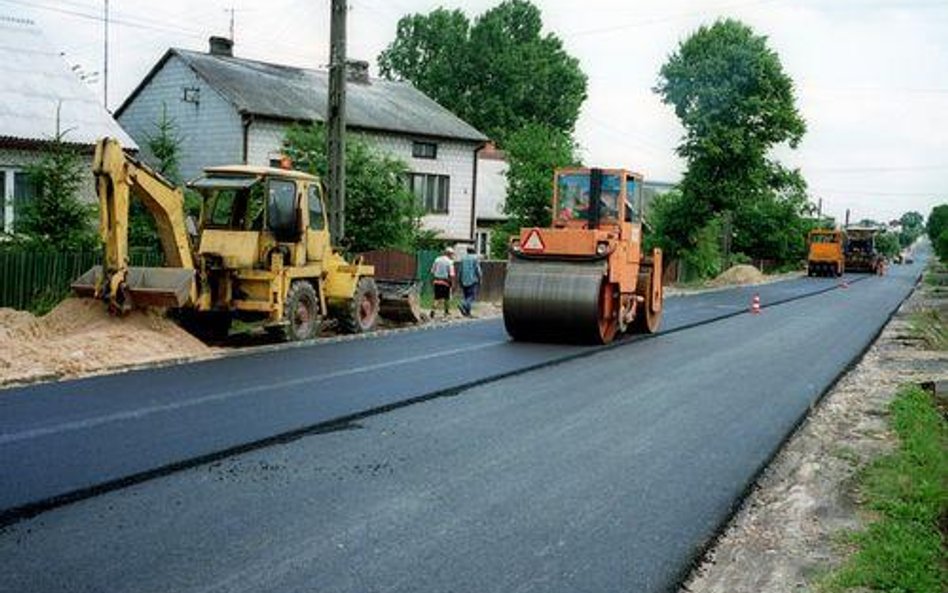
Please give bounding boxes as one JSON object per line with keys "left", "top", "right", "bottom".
{"left": 73, "top": 138, "right": 197, "bottom": 312}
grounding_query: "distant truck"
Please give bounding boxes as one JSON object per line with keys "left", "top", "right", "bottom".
{"left": 807, "top": 229, "right": 845, "bottom": 277}
{"left": 843, "top": 226, "right": 884, "bottom": 274}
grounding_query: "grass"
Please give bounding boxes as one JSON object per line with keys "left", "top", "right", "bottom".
{"left": 909, "top": 309, "right": 948, "bottom": 351}
{"left": 823, "top": 385, "right": 948, "bottom": 593}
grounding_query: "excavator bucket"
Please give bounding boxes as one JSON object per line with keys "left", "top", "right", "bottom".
{"left": 72, "top": 266, "right": 194, "bottom": 309}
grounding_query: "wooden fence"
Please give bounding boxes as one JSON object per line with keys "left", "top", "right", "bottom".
{"left": 0, "top": 249, "right": 162, "bottom": 311}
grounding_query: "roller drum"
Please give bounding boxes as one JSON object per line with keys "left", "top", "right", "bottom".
{"left": 503, "top": 259, "right": 611, "bottom": 344}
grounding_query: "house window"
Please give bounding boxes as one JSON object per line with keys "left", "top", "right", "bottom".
{"left": 1, "top": 169, "right": 39, "bottom": 233}
{"left": 182, "top": 87, "right": 200, "bottom": 104}
{"left": 406, "top": 173, "right": 449, "bottom": 214}
{"left": 412, "top": 141, "right": 437, "bottom": 160}
{"left": 475, "top": 230, "right": 490, "bottom": 257}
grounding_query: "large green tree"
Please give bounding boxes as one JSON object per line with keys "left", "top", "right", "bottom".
{"left": 654, "top": 19, "right": 807, "bottom": 267}
{"left": 378, "top": 0, "right": 587, "bottom": 144}
{"left": 489, "top": 123, "right": 577, "bottom": 258}
{"left": 283, "top": 124, "right": 424, "bottom": 253}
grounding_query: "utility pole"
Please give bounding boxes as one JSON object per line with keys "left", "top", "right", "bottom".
{"left": 103, "top": 0, "right": 109, "bottom": 108}
{"left": 327, "top": 0, "right": 347, "bottom": 244}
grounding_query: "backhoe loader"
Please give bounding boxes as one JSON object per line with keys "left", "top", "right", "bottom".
{"left": 72, "top": 137, "right": 379, "bottom": 341}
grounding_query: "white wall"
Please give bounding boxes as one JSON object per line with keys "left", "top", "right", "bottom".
{"left": 0, "top": 147, "right": 95, "bottom": 233}
{"left": 117, "top": 56, "right": 243, "bottom": 182}
{"left": 475, "top": 156, "right": 508, "bottom": 221}
{"left": 373, "top": 134, "right": 477, "bottom": 242}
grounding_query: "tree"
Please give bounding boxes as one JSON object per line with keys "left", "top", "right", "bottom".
{"left": 654, "top": 19, "right": 807, "bottom": 268}
{"left": 503, "top": 122, "right": 578, "bottom": 228}
{"left": 874, "top": 231, "right": 900, "bottom": 258}
{"left": 379, "top": 0, "right": 587, "bottom": 144}
{"left": 129, "top": 104, "right": 188, "bottom": 249}
{"left": 14, "top": 133, "right": 96, "bottom": 251}
{"left": 925, "top": 204, "right": 948, "bottom": 241}
{"left": 898, "top": 210, "right": 924, "bottom": 248}
{"left": 283, "top": 123, "right": 425, "bottom": 253}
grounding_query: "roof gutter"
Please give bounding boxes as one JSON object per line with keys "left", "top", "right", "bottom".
{"left": 470, "top": 142, "right": 487, "bottom": 242}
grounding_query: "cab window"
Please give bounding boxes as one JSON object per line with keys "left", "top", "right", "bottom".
{"left": 308, "top": 184, "right": 325, "bottom": 230}
{"left": 267, "top": 179, "right": 299, "bottom": 240}
{"left": 625, "top": 179, "right": 641, "bottom": 222}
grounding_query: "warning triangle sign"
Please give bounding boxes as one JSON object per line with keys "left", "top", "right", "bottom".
{"left": 522, "top": 229, "right": 545, "bottom": 252}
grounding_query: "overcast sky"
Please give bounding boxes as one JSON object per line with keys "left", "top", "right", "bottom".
{"left": 4, "top": 0, "right": 946, "bottom": 224}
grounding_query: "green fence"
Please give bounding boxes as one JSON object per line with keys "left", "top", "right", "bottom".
{"left": 0, "top": 249, "right": 163, "bottom": 311}
{"left": 415, "top": 249, "right": 441, "bottom": 298}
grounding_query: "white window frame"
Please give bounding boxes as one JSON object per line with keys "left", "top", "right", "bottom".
{"left": 2, "top": 168, "right": 17, "bottom": 233}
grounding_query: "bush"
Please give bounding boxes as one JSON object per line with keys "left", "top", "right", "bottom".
{"left": 935, "top": 229, "right": 948, "bottom": 263}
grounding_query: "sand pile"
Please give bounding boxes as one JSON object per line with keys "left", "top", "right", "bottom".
{"left": 0, "top": 299, "right": 215, "bottom": 387}
{"left": 707, "top": 264, "right": 766, "bottom": 287}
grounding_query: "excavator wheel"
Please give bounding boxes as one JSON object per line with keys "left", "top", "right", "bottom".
{"left": 284, "top": 280, "right": 320, "bottom": 341}
{"left": 631, "top": 269, "right": 662, "bottom": 334}
{"left": 338, "top": 277, "right": 380, "bottom": 334}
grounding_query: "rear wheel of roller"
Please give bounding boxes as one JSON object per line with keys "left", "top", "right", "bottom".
{"left": 632, "top": 270, "right": 662, "bottom": 334}
{"left": 596, "top": 281, "right": 618, "bottom": 344}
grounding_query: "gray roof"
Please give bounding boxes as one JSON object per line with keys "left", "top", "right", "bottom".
{"left": 157, "top": 49, "right": 486, "bottom": 142}
{"left": 0, "top": 17, "right": 136, "bottom": 148}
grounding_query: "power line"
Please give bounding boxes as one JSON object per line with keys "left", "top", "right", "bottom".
{"left": 565, "top": 0, "right": 782, "bottom": 38}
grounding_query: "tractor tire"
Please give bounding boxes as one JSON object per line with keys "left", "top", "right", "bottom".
{"left": 337, "top": 277, "right": 380, "bottom": 334}
{"left": 284, "top": 280, "right": 320, "bottom": 341}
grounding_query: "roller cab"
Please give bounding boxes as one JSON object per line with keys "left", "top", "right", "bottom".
{"left": 503, "top": 168, "right": 663, "bottom": 344}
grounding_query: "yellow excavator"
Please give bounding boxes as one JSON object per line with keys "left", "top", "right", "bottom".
{"left": 72, "top": 137, "right": 379, "bottom": 341}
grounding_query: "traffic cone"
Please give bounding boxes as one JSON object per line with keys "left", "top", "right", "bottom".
{"left": 750, "top": 293, "right": 761, "bottom": 315}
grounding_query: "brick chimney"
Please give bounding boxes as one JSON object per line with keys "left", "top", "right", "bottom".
{"left": 345, "top": 60, "right": 370, "bottom": 84}
{"left": 209, "top": 36, "right": 234, "bottom": 57}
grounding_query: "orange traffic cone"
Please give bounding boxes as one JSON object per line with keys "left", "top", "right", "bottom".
{"left": 750, "top": 293, "right": 761, "bottom": 315}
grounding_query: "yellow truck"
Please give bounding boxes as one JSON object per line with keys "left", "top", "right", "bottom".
{"left": 72, "top": 138, "right": 380, "bottom": 341}
{"left": 806, "top": 229, "right": 845, "bottom": 277}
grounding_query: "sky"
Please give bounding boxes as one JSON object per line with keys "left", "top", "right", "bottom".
{"left": 3, "top": 0, "right": 946, "bottom": 225}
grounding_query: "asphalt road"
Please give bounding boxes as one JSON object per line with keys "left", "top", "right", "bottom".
{"left": 0, "top": 258, "right": 924, "bottom": 593}
{"left": 0, "top": 272, "right": 871, "bottom": 518}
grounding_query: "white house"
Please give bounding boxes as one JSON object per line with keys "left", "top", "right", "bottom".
{"left": 115, "top": 37, "right": 488, "bottom": 245}
{"left": 0, "top": 16, "right": 137, "bottom": 234}
{"left": 474, "top": 143, "right": 509, "bottom": 256}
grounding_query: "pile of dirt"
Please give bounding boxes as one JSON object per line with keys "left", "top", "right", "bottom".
{"left": 0, "top": 299, "right": 216, "bottom": 387}
{"left": 707, "top": 264, "right": 766, "bottom": 287}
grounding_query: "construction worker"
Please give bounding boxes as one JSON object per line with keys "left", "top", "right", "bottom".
{"left": 458, "top": 247, "right": 482, "bottom": 317}
{"left": 430, "top": 246, "right": 455, "bottom": 319}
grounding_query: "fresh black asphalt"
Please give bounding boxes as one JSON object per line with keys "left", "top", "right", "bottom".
{"left": 0, "top": 260, "right": 924, "bottom": 593}
{"left": 0, "top": 272, "right": 874, "bottom": 518}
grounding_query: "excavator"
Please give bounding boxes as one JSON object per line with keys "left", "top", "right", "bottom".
{"left": 503, "top": 167, "right": 663, "bottom": 345}
{"left": 72, "top": 137, "right": 379, "bottom": 341}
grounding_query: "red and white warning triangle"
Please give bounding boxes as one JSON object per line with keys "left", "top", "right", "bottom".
{"left": 522, "top": 229, "right": 545, "bottom": 252}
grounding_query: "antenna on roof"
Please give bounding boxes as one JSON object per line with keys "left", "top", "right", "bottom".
{"left": 226, "top": 6, "right": 236, "bottom": 42}
{"left": 103, "top": 0, "right": 109, "bottom": 109}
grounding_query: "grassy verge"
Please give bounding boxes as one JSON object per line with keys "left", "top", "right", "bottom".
{"left": 823, "top": 385, "right": 948, "bottom": 593}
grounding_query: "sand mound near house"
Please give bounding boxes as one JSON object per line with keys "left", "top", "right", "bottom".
{"left": 707, "top": 264, "right": 766, "bottom": 287}
{"left": 0, "top": 298, "right": 215, "bottom": 387}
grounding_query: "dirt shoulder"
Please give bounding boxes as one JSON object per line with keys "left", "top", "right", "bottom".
{"left": 681, "top": 269, "right": 946, "bottom": 592}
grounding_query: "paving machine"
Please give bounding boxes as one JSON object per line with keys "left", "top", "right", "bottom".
{"left": 806, "top": 229, "right": 845, "bottom": 277}
{"left": 843, "top": 226, "right": 883, "bottom": 273}
{"left": 72, "top": 137, "right": 380, "bottom": 341}
{"left": 503, "top": 167, "right": 663, "bottom": 344}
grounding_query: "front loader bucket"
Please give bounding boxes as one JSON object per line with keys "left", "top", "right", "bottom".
{"left": 72, "top": 265, "right": 194, "bottom": 308}
{"left": 70, "top": 266, "right": 103, "bottom": 299}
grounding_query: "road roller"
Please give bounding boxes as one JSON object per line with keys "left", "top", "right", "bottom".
{"left": 503, "top": 167, "right": 663, "bottom": 344}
